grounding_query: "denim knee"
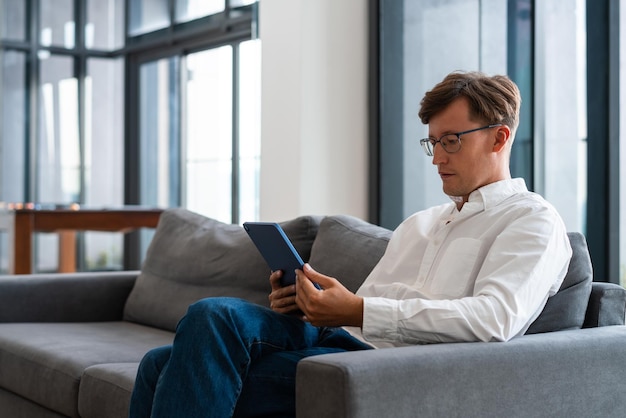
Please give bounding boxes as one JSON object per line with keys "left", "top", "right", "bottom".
{"left": 186, "top": 297, "right": 249, "bottom": 320}
{"left": 180, "top": 297, "right": 257, "bottom": 332}
{"left": 137, "top": 345, "right": 172, "bottom": 380}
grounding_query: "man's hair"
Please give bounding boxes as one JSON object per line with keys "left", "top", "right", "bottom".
{"left": 418, "top": 71, "right": 521, "bottom": 138}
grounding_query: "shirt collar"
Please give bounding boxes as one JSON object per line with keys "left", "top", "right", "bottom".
{"left": 469, "top": 178, "right": 528, "bottom": 210}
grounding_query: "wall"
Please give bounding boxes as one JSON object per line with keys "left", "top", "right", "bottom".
{"left": 258, "top": 0, "right": 369, "bottom": 221}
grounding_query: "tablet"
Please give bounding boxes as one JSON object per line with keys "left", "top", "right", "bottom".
{"left": 243, "top": 222, "right": 305, "bottom": 287}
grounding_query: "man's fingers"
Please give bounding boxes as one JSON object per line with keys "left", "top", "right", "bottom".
{"left": 270, "top": 294, "right": 296, "bottom": 309}
{"left": 269, "top": 270, "right": 283, "bottom": 290}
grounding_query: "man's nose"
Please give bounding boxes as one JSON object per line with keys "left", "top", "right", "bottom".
{"left": 431, "top": 143, "right": 446, "bottom": 165}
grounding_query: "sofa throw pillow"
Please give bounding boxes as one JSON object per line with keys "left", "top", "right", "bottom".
{"left": 308, "top": 215, "right": 392, "bottom": 293}
{"left": 525, "top": 232, "right": 593, "bottom": 334}
{"left": 123, "top": 208, "right": 321, "bottom": 331}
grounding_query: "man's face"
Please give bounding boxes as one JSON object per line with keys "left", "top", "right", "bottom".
{"left": 428, "top": 97, "right": 504, "bottom": 203}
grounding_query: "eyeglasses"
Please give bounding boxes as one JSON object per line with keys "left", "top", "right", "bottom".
{"left": 419, "top": 124, "right": 502, "bottom": 157}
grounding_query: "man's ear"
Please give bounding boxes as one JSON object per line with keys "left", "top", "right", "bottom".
{"left": 492, "top": 125, "right": 511, "bottom": 152}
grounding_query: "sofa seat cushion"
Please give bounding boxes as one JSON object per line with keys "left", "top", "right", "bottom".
{"left": 124, "top": 208, "right": 321, "bottom": 331}
{"left": 0, "top": 387, "right": 68, "bottom": 418}
{"left": 308, "top": 215, "right": 392, "bottom": 292}
{"left": 0, "top": 322, "right": 172, "bottom": 417}
{"left": 78, "top": 363, "right": 139, "bottom": 418}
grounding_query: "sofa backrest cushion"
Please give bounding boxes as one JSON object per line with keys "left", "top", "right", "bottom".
{"left": 123, "top": 208, "right": 321, "bottom": 331}
{"left": 525, "top": 232, "right": 593, "bottom": 334}
{"left": 307, "top": 215, "right": 392, "bottom": 293}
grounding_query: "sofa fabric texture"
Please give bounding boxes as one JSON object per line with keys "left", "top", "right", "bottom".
{"left": 0, "top": 208, "right": 625, "bottom": 418}
{"left": 308, "top": 215, "right": 392, "bottom": 293}
{"left": 123, "top": 208, "right": 321, "bottom": 331}
{"left": 0, "top": 322, "right": 173, "bottom": 417}
{"left": 525, "top": 232, "right": 593, "bottom": 334}
{"left": 296, "top": 326, "right": 626, "bottom": 418}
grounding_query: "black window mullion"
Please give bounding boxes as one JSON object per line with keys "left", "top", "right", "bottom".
{"left": 232, "top": 42, "right": 240, "bottom": 224}
{"left": 168, "top": 0, "right": 176, "bottom": 32}
{"left": 75, "top": 0, "right": 86, "bottom": 203}
{"left": 507, "top": 0, "right": 534, "bottom": 190}
{"left": 27, "top": 0, "right": 40, "bottom": 202}
{"left": 378, "top": 0, "right": 404, "bottom": 230}
{"left": 585, "top": 0, "right": 620, "bottom": 284}
{"left": 168, "top": 56, "right": 181, "bottom": 208}
{"left": 74, "top": 0, "right": 88, "bottom": 271}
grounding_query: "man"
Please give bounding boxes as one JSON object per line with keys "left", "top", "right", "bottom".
{"left": 129, "top": 71, "right": 572, "bottom": 417}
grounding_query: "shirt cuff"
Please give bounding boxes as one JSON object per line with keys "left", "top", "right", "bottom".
{"left": 362, "top": 297, "right": 399, "bottom": 342}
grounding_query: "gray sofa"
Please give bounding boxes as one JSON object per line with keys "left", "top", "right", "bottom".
{"left": 0, "top": 208, "right": 625, "bottom": 418}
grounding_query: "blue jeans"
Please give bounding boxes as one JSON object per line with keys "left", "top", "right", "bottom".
{"left": 129, "top": 297, "right": 372, "bottom": 417}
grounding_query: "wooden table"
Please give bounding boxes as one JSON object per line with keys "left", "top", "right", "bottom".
{"left": 0, "top": 205, "right": 163, "bottom": 274}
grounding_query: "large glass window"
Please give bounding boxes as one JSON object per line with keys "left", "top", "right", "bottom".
{"left": 175, "top": 0, "right": 224, "bottom": 23}
{"left": 0, "top": 50, "right": 26, "bottom": 273}
{"left": 40, "top": 0, "right": 75, "bottom": 49}
{"left": 139, "top": 57, "right": 180, "bottom": 209}
{"left": 379, "top": 0, "right": 587, "bottom": 238}
{"left": 38, "top": 55, "right": 79, "bottom": 203}
{"left": 534, "top": 0, "right": 587, "bottom": 233}
{"left": 0, "top": 0, "right": 258, "bottom": 273}
{"left": 84, "top": 57, "right": 125, "bottom": 270}
{"left": 137, "top": 40, "right": 261, "bottom": 225}
{"left": 238, "top": 39, "right": 261, "bottom": 222}
{"left": 0, "top": 0, "right": 26, "bottom": 40}
{"left": 128, "top": 0, "right": 170, "bottom": 36}
{"left": 185, "top": 46, "right": 233, "bottom": 222}
{"left": 36, "top": 55, "right": 78, "bottom": 271}
{"left": 391, "top": 0, "right": 508, "bottom": 223}
{"left": 0, "top": 50, "right": 26, "bottom": 203}
{"left": 129, "top": 0, "right": 260, "bottom": 225}
{"left": 86, "top": 0, "right": 125, "bottom": 51}
{"left": 85, "top": 58, "right": 124, "bottom": 207}
{"left": 0, "top": 0, "right": 260, "bottom": 271}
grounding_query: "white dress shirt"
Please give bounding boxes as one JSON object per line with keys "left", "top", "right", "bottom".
{"left": 344, "top": 178, "right": 572, "bottom": 348}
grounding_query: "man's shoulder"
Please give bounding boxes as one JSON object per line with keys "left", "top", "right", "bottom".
{"left": 506, "top": 189, "right": 560, "bottom": 215}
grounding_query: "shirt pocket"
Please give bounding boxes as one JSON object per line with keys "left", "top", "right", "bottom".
{"left": 429, "top": 237, "right": 482, "bottom": 298}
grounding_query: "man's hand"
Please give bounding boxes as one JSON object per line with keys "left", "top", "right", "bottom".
{"left": 268, "top": 270, "right": 300, "bottom": 315}
{"left": 295, "top": 264, "right": 364, "bottom": 328}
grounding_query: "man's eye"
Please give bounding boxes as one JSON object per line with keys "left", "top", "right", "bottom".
{"left": 442, "top": 135, "right": 458, "bottom": 146}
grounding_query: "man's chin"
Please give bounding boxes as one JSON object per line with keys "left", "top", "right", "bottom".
{"left": 442, "top": 185, "right": 459, "bottom": 197}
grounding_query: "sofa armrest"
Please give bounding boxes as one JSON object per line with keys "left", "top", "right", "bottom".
{"left": 296, "top": 326, "right": 626, "bottom": 418}
{"left": 583, "top": 282, "right": 626, "bottom": 328}
{"left": 0, "top": 271, "right": 138, "bottom": 322}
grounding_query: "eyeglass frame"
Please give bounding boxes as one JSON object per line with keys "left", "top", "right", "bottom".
{"left": 419, "top": 124, "right": 503, "bottom": 157}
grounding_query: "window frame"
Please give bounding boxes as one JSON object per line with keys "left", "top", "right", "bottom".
{"left": 374, "top": 0, "right": 621, "bottom": 284}
{"left": 0, "top": 0, "right": 258, "bottom": 271}
{"left": 123, "top": 1, "right": 257, "bottom": 267}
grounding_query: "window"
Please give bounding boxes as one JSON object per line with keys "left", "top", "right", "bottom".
{"left": 0, "top": 51, "right": 26, "bottom": 204}
{"left": 129, "top": 10, "right": 260, "bottom": 226}
{"left": 378, "top": 0, "right": 587, "bottom": 236}
{"left": 376, "top": 1, "right": 626, "bottom": 285}
{"left": 135, "top": 40, "right": 261, "bottom": 225}
{"left": 184, "top": 46, "right": 234, "bottom": 221}
{"left": 379, "top": 0, "right": 509, "bottom": 227}
{"left": 533, "top": 0, "right": 587, "bottom": 233}
{"left": 0, "top": 0, "right": 258, "bottom": 273}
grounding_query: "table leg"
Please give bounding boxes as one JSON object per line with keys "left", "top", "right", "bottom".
{"left": 58, "top": 230, "right": 77, "bottom": 273}
{"left": 13, "top": 212, "right": 34, "bottom": 274}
